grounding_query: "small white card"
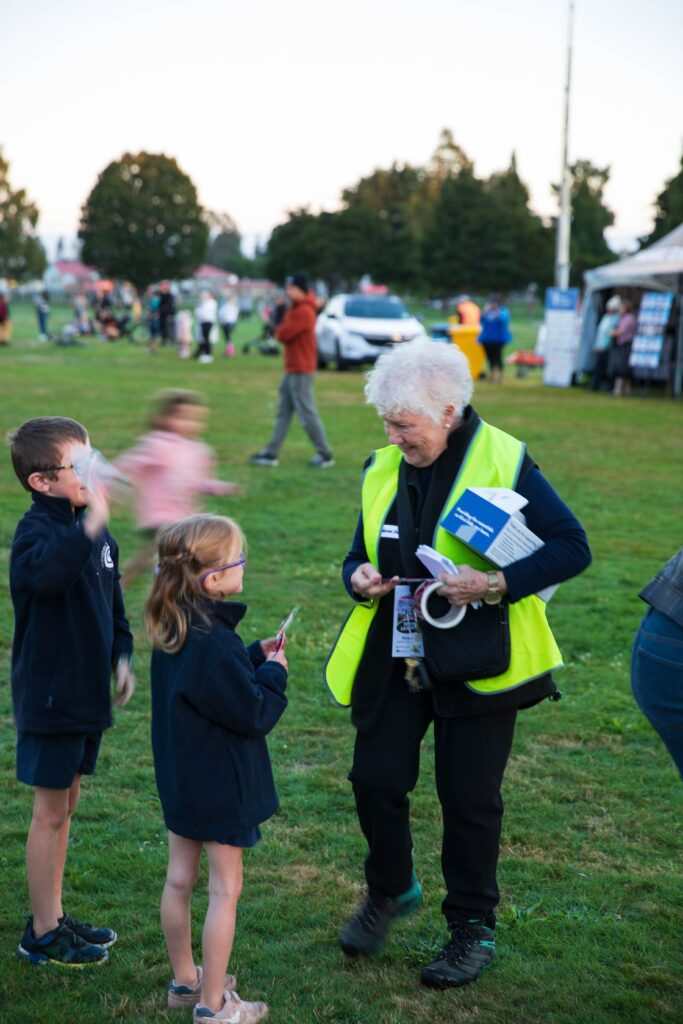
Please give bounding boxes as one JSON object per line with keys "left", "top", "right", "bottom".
{"left": 415, "top": 544, "right": 459, "bottom": 579}
{"left": 380, "top": 523, "right": 399, "bottom": 539}
{"left": 391, "top": 585, "right": 424, "bottom": 658}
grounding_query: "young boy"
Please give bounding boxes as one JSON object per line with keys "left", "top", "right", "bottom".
{"left": 8, "top": 416, "right": 135, "bottom": 967}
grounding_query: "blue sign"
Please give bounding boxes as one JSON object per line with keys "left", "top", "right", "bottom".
{"left": 545, "top": 288, "right": 580, "bottom": 312}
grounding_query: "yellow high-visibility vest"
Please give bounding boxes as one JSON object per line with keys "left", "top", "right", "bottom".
{"left": 324, "top": 420, "right": 563, "bottom": 707}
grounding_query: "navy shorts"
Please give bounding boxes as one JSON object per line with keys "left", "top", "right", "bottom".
{"left": 16, "top": 732, "right": 103, "bottom": 790}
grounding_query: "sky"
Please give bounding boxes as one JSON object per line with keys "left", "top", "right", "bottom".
{"left": 3, "top": 0, "right": 682, "bottom": 259}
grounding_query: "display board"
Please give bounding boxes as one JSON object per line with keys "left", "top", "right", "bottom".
{"left": 542, "top": 287, "right": 581, "bottom": 387}
{"left": 629, "top": 291, "right": 674, "bottom": 371}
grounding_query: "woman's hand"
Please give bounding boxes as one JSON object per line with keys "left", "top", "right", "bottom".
{"left": 437, "top": 567, "right": 507, "bottom": 605}
{"left": 350, "top": 563, "right": 399, "bottom": 600}
{"left": 260, "top": 636, "right": 279, "bottom": 656}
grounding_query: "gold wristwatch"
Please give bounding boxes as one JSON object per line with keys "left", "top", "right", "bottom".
{"left": 483, "top": 570, "right": 503, "bottom": 605}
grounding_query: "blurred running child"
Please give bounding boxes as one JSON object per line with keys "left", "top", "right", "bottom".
{"left": 115, "top": 390, "right": 241, "bottom": 588}
{"left": 8, "top": 416, "right": 135, "bottom": 967}
{"left": 145, "top": 514, "right": 288, "bottom": 1022}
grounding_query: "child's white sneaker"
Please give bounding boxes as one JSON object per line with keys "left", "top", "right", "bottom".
{"left": 193, "top": 989, "right": 268, "bottom": 1023}
{"left": 168, "top": 966, "right": 237, "bottom": 1008}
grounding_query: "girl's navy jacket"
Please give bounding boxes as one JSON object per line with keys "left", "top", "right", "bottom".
{"left": 151, "top": 599, "right": 288, "bottom": 840}
{"left": 10, "top": 492, "right": 133, "bottom": 735}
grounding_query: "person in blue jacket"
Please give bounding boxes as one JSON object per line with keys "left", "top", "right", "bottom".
{"left": 631, "top": 546, "right": 683, "bottom": 778}
{"left": 8, "top": 416, "right": 135, "bottom": 968}
{"left": 478, "top": 295, "right": 512, "bottom": 384}
{"left": 145, "top": 513, "right": 288, "bottom": 1024}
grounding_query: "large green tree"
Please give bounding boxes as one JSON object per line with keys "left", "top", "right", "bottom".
{"left": 643, "top": 151, "right": 683, "bottom": 245}
{"left": 340, "top": 163, "right": 428, "bottom": 288}
{"left": 0, "top": 149, "right": 46, "bottom": 281}
{"left": 485, "top": 154, "right": 554, "bottom": 289}
{"left": 79, "top": 152, "right": 208, "bottom": 290}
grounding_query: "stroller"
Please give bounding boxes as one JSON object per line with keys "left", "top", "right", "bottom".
{"left": 241, "top": 296, "right": 286, "bottom": 355}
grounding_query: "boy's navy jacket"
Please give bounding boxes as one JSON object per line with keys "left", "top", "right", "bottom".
{"left": 10, "top": 491, "right": 133, "bottom": 734}
{"left": 151, "top": 598, "right": 288, "bottom": 840}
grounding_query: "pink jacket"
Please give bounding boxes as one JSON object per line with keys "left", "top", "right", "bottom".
{"left": 115, "top": 431, "right": 231, "bottom": 529}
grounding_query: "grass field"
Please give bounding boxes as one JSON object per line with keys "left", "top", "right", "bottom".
{"left": 1, "top": 300, "right": 682, "bottom": 1024}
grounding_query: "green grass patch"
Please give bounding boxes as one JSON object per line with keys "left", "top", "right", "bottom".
{"left": 0, "top": 299, "right": 681, "bottom": 1024}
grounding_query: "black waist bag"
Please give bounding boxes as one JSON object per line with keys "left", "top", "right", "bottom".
{"left": 420, "top": 595, "right": 511, "bottom": 684}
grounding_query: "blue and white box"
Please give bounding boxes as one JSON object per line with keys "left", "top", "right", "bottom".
{"left": 441, "top": 487, "right": 556, "bottom": 601}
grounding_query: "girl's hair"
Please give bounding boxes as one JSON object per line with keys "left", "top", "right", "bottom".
{"left": 151, "top": 389, "right": 204, "bottom": 429}
{"left": 144, "top": 514, "right": 245, "bottom": 654}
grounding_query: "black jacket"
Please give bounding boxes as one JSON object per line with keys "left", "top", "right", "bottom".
{"left": 10, "top": 492, "right": 133, "bottom": 734}
{"left": 151, "top": 599, "right": 288, "bottom": 840}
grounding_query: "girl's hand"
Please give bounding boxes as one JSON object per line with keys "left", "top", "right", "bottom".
{"left": 350, "top": 563, "right": 398, "bottom": 600}
{"left": 219, "top": 481, "right": 243, "bottom": 497}
{"left": 260, "top": 636, "right": 279, "bottom": 656}
{"left": 267, "top": 648, "right": 288, "bottom": 671}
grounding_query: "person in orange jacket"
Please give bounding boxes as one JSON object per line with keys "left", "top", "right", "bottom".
{"left": 249, "top": 272, "right": 334, "bottom": 469}
{"left": 454, "top": 295, "right": 481, "bottom": 326}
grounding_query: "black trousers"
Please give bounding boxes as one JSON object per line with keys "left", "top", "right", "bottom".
{"left": 194, "top": 321, "right": 212, "bottom": 357}
{"left": 349, "top": 678, "right": 517, "bottom": 927}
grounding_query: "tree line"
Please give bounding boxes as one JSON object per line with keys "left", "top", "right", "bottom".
{"left": 1, "top": 134, "right": 682, "bottom": 293}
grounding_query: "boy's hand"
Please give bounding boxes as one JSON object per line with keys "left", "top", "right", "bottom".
{"left": 83, "top": 483, "right": 110, "bottom": 540}
{"left": 113, "top": 658, "right": 135, "bottom": 707}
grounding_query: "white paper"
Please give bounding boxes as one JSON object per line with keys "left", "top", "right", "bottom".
{"left": 468, "top": 486, "right": 528, "bottom": 515}
{"left": 415, "top": 544, "right": 459, "bottom": 579}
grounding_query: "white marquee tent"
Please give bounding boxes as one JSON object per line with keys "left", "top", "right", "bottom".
{"left": 577, "top": 223, "right": 683, "bottom": 396}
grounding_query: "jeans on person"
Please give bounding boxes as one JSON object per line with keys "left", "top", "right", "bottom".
{"left": 631, "top": 606, "right": 683, "bottom": 779}
{"left": 265, "top": 373, "right": 332, "bottom": 458}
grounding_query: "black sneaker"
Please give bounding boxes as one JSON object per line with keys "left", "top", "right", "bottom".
{"left": 61, "top": 913, "right": 117, "bottom": 949}
{"left": 420, "top": 919, "right": 495, "bottom": 988}
{"left": 249, "top": 451, "right": 279, "bottom": 467}
{"left": 340, "top": 879, "right": 422, "bottom": 956}
{"left": 17, "top": 919, "right": 109, "bottom": 967}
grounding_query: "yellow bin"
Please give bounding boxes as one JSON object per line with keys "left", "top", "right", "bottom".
{"left": 447, "top": 318, "right": 485, "bottom": 380}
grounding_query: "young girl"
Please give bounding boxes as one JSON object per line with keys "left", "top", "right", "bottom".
{"left": 145, "top": 514, "right": 288, "bottom": 1023}
{"left": 115, "top": 390, "right": 241, "bottom": 588}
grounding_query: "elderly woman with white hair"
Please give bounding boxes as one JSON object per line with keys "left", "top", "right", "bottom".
{"left": 326, "top": 339, "right": 591, "bottom": 989}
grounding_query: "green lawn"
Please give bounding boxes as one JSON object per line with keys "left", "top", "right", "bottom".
{"left": 1, "top": 300, "right": 681, "bottom": 1024}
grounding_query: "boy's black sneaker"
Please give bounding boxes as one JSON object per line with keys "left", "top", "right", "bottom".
{"left": 60, "top": 913, "right": 117, "bottom": 949}
{"left": 420, "top": 919, "right": 495, "bottom": 988}
{"left": 17, "top": 919, "right": 109, "bottom": 967}
{"left": 340, "top": 879, "right": 422, "bottom": 956}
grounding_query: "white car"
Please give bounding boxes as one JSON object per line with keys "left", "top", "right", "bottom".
{"left": 316, "top": 294, "right": 427, "bottom": 370}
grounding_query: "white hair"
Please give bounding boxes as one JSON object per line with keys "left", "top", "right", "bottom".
{"left": 364, "top": 338, "right": 474, "bottom": 423}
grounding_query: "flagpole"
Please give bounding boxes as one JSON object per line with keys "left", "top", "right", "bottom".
{"left": 555, "top": 0, "right": 575, "bottom": 289}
